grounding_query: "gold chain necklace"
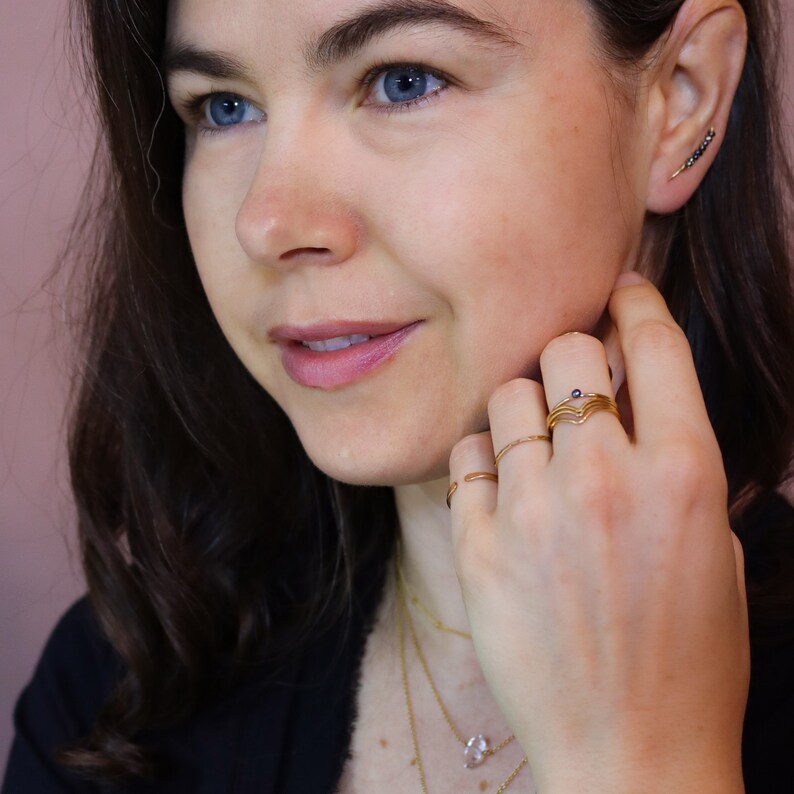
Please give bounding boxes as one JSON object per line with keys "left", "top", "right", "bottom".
{"left": 404, "top": 584, "right": 518, "bottom": 765}
{"left": 396, "top": 564, "right": 529, "bottom": 792}
{"left": 395, "top": 557, "right": 473, "bottom": 640}
{"left": 395, "top": 550, "right": 516, "bottom": 766}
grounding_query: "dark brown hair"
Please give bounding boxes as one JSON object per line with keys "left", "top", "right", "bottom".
{"left": 61, "top": 0, "right": 794, "bottom": 780}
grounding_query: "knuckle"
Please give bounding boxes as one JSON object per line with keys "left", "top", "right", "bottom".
{"left": 449, "top": 433, "right": 489, "bottom": 465}
{"left": 497, "top": 475, "right": 550, "bottom": 535}
{"left": 540, "top": 332, "right": 603, "bottom": 368}
{"left": 488, "top": 378, "right": 536, "bottom": 411}
{"left": 563, "top": 456, "right": 625, "bottom": 526}
{"left": 503, "top": 489, "right": 537, "bottom": 530}
{"left": 624, "top": 318, "right": 687, "bottom": 358}
{"left": 657, "top": 440, "right": 701, "bottom": 481}
{"left": 455, "top": 521, "right": 498, "bottom": 586}
{"left": 654, "top": 439, "right": 724, "bottom": 500}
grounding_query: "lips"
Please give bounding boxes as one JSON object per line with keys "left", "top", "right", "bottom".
{"left": 269, "top": 320, "right": 415, "bottom": 343}
{"left": 275, "top": 320, "right": 423, "bottom": 389}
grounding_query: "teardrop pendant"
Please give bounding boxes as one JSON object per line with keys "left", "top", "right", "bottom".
{"left": 464, "top": 735, "right": 489, "bottom": 768}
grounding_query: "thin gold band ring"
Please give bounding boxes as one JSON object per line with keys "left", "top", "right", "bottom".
{"left": 446, "top": 471, "right": 498, "bottom": 509}
{"left": 494, "top": 435, "right": 552, "bottom": 468}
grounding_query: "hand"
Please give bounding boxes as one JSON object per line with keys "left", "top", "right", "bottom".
{"left": 448, "top": 273, "right": 749, "bottom": 793}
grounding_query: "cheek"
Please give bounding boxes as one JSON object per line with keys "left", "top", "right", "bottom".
{"left": 374, "top": 98, "right": 637, "bottom": 364}
{"left": 181, "top": 147, "right": 256, "bottom": 329}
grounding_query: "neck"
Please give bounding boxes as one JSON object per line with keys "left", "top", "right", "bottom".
{"left": 392, "top": 477, "right": 473, "bottom": 644}
{"left": 387, "top": 478, "right": 520, "bottom": 768}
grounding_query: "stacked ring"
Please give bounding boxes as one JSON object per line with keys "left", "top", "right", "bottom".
{"left": 546, "top": 390, "right": 620, "bottom": 432}
{"left": 446, "top": 389, "right": 619, "bottom": 508}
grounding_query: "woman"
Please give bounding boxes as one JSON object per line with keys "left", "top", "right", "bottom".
{"left": 4, "top": 0, "right": 794, "bottom": 791}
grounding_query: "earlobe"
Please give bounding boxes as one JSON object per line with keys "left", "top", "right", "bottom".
{"left": 644, "top": 0, "right": 747, "bottom": 215}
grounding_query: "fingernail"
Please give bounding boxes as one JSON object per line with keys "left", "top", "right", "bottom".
{"left": 613, "top": 271, "right": 645, "bottom": 290}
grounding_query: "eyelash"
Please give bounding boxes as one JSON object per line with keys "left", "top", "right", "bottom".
{"left": 182, "top": 60, "right": 453, "bottom": 136}
{"left": 357, "top": 60, "right": 452, "bottom": 115}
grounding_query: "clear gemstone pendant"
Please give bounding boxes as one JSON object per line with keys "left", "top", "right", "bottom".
{"left": 463, "top": 735, "right": 489, "bottom": 768}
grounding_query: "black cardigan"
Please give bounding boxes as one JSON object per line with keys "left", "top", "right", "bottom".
{"left": 5, "top": 494, "right": 794, "bottom": 793}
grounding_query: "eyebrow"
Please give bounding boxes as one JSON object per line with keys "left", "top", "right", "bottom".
{"left": 163, "top": 0, "right": 521, "bottom": 80}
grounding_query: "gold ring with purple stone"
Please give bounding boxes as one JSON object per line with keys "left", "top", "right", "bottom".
{"left": 546, "top": 389, "right": 621, "bottom": 432}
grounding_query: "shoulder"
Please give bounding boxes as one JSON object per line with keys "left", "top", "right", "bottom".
{"left": 2, "top": 594, "right": 337, "bottom": 794}
{"left": 743, "top": 618, "right": 794, "bottom": 791}
{"left": 740, "top": 491, "right": 794, "bottom": 790}
{"left": 42, "top": 595, "right": 115, "bottom": 662}
{"left": 23, "top": 596, "right": 119, "bottom": 724}
{"left": 741, "top": 490, "right": 794, "bottom": 644}
{"left": 2, "top": 597, "right": 118, "bottom": 793}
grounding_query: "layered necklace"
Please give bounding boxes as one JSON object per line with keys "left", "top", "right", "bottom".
{"left": 394, "top": 554, "right": 530, "bottom": 793}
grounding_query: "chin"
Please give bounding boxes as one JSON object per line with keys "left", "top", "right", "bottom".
{"left": 301, "top": 440, "right": 451, "bottom": 488}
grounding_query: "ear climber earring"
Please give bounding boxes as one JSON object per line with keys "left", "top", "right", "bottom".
{"left": 669, "top": 128, "right": 716, "bottom": 180}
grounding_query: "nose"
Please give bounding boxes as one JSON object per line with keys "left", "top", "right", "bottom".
{"left": 235, "top": 123, "right": 359, "bottom": 270}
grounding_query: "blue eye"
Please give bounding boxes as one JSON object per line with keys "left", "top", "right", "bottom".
{"left": 184, "top": 63, "right": 448, "bottom": 133}
{"left": 364, "top": 64, "right": 448, "bottom": 111}
{"left": 203, "top": 93, "right": 263, "bottom": 128}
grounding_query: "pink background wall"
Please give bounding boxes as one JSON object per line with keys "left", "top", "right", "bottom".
{"left": 2, "top": 0, "right": 793, "bottom": 773}
{"left": 1, "top": 0, "right": 90, "bottom": 773}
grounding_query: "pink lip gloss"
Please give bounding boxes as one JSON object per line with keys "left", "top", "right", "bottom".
{"left": 278, "top": 321, "right": 423, "bottom": 389}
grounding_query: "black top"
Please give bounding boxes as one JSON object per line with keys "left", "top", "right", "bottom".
{"left": 5, "top": 494, "right": 794, "bottom": 793}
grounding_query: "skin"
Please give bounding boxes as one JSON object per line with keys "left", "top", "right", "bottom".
{"left": 166, "top": 0, "right": 750, "bottom": 789}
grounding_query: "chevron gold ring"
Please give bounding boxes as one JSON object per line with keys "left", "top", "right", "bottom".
{"left": 546, "top": 389, "right": 621, "bottom": 432}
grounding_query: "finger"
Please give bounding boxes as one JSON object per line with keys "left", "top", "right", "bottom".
{"left": 599, "top": 317, "right": 634, "bottom": 437}
{"left": 608, "top": 274, "right": 714, "bottom": 448}
{"left": 597, "top": 316, "right": 626, "bottom": 396}
{"left": 539, "top": 332, "right": 625, "bottom": 457}
{"left": 732, "top": 533, "right": 747, "bottom": 607}
{"left": 486, "top": 378, "right": 551, "bottom": 501}
{"left": 447, "top": 432, "right": 499, "bottom": 525}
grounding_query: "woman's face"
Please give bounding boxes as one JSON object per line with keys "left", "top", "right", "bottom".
{"left": 166, "top": 0, "right": 649, "bottom": 486}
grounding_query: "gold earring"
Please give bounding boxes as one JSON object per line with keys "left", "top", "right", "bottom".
{"left": 669, "top": 128, "right": 716, "bottom": 180}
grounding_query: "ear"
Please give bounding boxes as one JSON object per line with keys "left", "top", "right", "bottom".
{"left": 645, "top": 0, "right": 747, "bottom": 214}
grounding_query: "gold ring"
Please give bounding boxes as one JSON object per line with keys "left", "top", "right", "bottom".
{"left": 464, "top": 471, "right": 499, "bottom": 483}
{"left": 546, "top": 390, "right": 621, "bottom": 432}
{"left": 494, "top": 435, "right": 552, "bottom": 467}
{"left": 446, "top": 472, "right": 499, "bottom": 509}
